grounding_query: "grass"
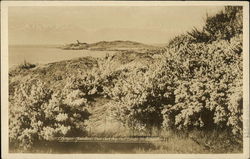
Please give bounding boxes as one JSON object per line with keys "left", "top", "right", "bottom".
{"left": 135, "top": 137, "right": 205, "bottom": 154}
{"left": 84, "top": 113, "right": 243, "bottom": 154}
{"left": 10, "top": 129, "right": 242, "bottom": 154}
{"left": 134, "top": 129, "right": 243, "bottom": 154}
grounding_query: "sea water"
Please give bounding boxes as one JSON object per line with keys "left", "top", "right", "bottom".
{"left": 9, "top": 45, "right": 110, "bottom": 67}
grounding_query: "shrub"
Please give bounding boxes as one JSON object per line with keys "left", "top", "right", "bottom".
{"left": 160, "top": 6, "right": 243, "bottom": 136}
{"left": 9, "top": 78, "right": 91, "bottom": 150}
{"left": 9, "top": 79, "right": 52, "bottom": 150}
{"left": 205, "top": 6, "right": 242, "bottom": 41}
{"left": 18, "top": 60, "right": 36, "bottom": 69}
{"left": 161, "top": 34, "right": 243, "bottom": 135}
{"left": 180, "top": 6, "right": 243, "bottom": 44}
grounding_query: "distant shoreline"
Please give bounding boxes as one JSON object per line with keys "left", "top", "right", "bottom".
{"left": 59, "top": 40, "right": 161, "bottom": 51}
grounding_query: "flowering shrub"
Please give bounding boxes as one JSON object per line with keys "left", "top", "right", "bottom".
{"left": 9, "top": 79, "right": 90, "bottom": 150}
{"left": 158, "top": 6, "right": 243, "bottom": 136}
{"left": 9, "top": 79, "right": 52, "bottom": 149}
{"left": 92, "top": 17, "right": 243, "bottom": 136}
{"left": 104, "top": 6, "right": 243, "bottom": 136}
{"left": 102, "top": 61, "right": 174, "bottom": 133}
{"left": 203, "top": 6, "right": 243, "bottom": 42}
{"left": 161, "top": 33, "right": 243, "bottom": 135}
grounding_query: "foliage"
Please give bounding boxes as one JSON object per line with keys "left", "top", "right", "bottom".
{"left": 182, "top": 6, "right": 243, "bottom": 43}
{"left": 203, "top": 6, "right": 243, "bottom": 42}
{"left": 161, "top": 28, "right": 243, "bottom": 135}
{"left": 103, "top": 6, "right": 243, "bottom": 136}
{"left": 9, "top": 79, "right": 90, "bottom": 150}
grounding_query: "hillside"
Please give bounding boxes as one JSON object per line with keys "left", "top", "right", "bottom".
{"left": 61, "top": 40, "right": 158, "bottom": 51}
{"left": 9, "top": 50, "right": 161, "bottom": 140}
{"left": 9, "top": 50, "right": 159, "bottom": 98}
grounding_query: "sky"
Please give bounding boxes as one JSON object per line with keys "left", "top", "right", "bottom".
{"left": 8, "top": 6, "right": 224, "bottom": 45}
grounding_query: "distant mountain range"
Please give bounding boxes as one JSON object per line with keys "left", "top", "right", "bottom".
{"left": 60, "top": 40, "right": 158, "bottom": 51}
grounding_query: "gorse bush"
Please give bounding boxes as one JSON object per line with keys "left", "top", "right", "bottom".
{"left": 189, "top": 6, "right": 242, "bottom": 43}
{"left": 9, "top": 79, "right": 52, "bottom": 150}
{"left": 160, "top": 7, "right": 243, "bottom": 135}
{"left": 161, "top": 36, "right": 243, "bottom": 134}
{"left": 104, "top": 6, "right": 243, "bottom": 135}
{"left": 203, "top": 6, "right": 243, "bottom": 42}
{"left": 9, "top": 79, "right": 91, "bottom": 150}
{"left": 110, "top": 9, "right": 242, "bottom": 135}
{"left": 103, "top": 63, "right": 164, "bottom": 132}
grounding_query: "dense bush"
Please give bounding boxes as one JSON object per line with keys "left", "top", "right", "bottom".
{"left": 9, "top": 79, "right": 52, "bottom": 150}
{"left": 174, "top": 6, "right": 243, "bottom": 44}
{"left": 9, "top": 79, "right": 90, "bottom": 150}
{"left": 103, "top": 64, "right": 162, "bottom": 132}
{"left": 203, "top": 6, "right": 243, "bottom": 42}
{"left": 161, "top": 36, "right": 242, "bottom": 134}
{"left": 104, "top": 6, "right": 243, "bottom": 136}
{"left": 160, "top": 6, "right": 243, "bottom": 135}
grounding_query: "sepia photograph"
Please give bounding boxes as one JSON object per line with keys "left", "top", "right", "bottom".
{"left": 1, "top": 1, "right": 249, "bottom": 159}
